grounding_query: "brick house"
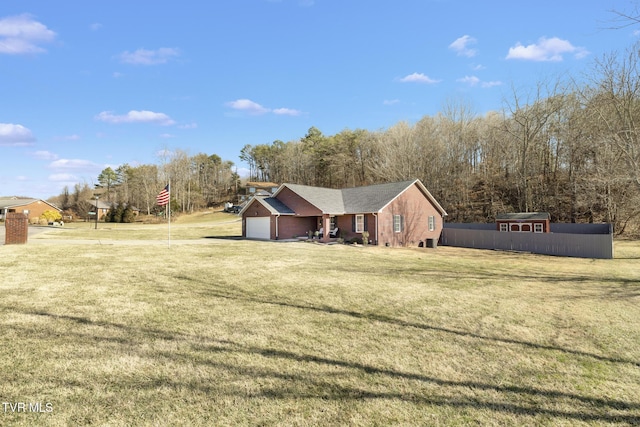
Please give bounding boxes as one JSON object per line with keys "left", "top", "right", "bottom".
{"left": 240, "top": 179, "right": 447, "bottom": 247}
{"left": 0, "top": 197, "right": 62, "bottom": 223}
{"left": 496, "top": 212, "right": 551, "bottom": 233}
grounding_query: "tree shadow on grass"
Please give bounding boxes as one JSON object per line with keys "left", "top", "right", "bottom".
{"left": 194, "top": 285, "right": 640, "bottom": 368}
{"left": 12, "top": 308, "right": 640, "bottom": 424}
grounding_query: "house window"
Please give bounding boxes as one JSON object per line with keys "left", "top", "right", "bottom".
{"left": 393, "top": 215, "right": 403, "bottom": 233}
{"left": 428, "top": 215, "right": 435, "bottom": 231}
{"left": 534, "top": 223, "right": 544, "bottom": 233}
{"left": 499, "top": 223, "right": 508, "bottom": 232}
{"left": 249, "top": 187, "right": 256, "bottom": 193}
{"left": 355, "top": 214, "right": 365, "bottom": 233}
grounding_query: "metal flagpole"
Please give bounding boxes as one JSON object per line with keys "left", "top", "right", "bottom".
{"left": 168, "top": 178, "right": 171, "bottom": 248}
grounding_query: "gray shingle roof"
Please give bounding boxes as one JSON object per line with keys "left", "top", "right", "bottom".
{"left": 0, "top": 198, "right": 40, "bottom": 209}
{"left": 496, "top": 212, "right": 550, "bottom": 220}
{"left": 342, "top": 180, "right": 416, "bottom": 213}
{"left": 0, "top": 197, "right": 61, "bottom": 211}
{"left": 282, "top": 184, "right": 345, "bottom": 214}
{"left": 255, "top": 197, "right": 295, "bottom": 215}
{"left": 275, "top": 179, "right": 447, "bottom": 216}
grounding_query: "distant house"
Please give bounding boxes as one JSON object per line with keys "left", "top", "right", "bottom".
{"left": 496, "top": 212, "right": 550, "bottom": 233}
{"left": 87, "top": 200, "right": 140, "bottom": 220}
{"left": 87, "top": 199, "right": 112, "bottom": 220}
{"left": 240, "top": 179, "right": 447, "bottom": 247}
{"left": 0, "top": 197, "right": 61, "bottom": 222}
{"left": 239, "top": 181, "right": 280, "bottom": 203}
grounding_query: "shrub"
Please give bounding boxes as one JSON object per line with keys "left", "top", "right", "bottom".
{"left": 362, "top": 231, "right": 369, "bottom": 246}
{"left": 40, "top": 210, "right": 62, "bottom": 223}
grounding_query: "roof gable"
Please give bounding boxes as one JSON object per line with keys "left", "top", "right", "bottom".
{"left": 275, "top": 183, "right": 344, "bottom": 214}
{"left": 238, "top": 196, "right": 295, "bottom": 216}
{"left": 342, "top": 180, "right": 417, "bottom": 213}
{"left": 273, "top": 179, "right": 447, "bottom": 216}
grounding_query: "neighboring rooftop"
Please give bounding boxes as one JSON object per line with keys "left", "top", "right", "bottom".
{"left": 496, "top": 212, "right": 550, "bottom": 220}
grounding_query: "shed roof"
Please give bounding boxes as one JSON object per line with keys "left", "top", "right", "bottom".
{"left": 496, "top": 212, "right": 550, "bottom": 220}
{"left": 246, "top": 181, "right": 279, "bottom": 188}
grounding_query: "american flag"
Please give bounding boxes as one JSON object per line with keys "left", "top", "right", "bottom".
{"left": 156, "top": 184, "right": 170, "bottom": 206}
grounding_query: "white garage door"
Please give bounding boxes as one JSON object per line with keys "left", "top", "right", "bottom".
{"left": 246, "top": 217, "right": 271, "bottom": 240}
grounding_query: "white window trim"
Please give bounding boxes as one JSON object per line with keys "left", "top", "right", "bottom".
{"left": 428, "top": 215, "right": 435, "bottom": 232}
{"left": 510, "top": 222, "right": 533, "bottom": 232}
{"left": 393, "top": 215, "right": 402, "bottom": 233}
{"left": 534, "top": 223, "right": 544, "bottom": 233}
{"left": 500, "top": 223, "right": 508, "bottom": 232}
{"left": 355, "top": 214, "right": 365, "bottom": 233}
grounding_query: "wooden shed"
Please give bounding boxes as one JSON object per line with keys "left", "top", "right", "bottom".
{"left": 496, "top": 212, "right": 550, "bottom": 233}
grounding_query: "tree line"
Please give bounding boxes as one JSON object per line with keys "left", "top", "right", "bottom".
{"left": 49, "top": 150, "right": 239, "bottom": 220}
{"left": 240, "top": 44, "right": 640, "bottom": 235}
{"left": 49, "top": 42, "right": 640, "bottom": 235}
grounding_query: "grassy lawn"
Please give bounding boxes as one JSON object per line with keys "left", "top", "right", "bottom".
{"left": 31, "top": 210, "right": 242, "bottom": 241}
{"left": 1, "top": 217, "right": 639, "bottom": 425}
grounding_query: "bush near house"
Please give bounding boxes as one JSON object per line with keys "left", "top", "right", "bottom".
{"left": 40, "top": 209, "right": 62, "bottom": 224}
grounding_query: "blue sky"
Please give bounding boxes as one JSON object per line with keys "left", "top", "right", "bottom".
{"left": 1, "top": 0, "right": 636, "bottom": 199}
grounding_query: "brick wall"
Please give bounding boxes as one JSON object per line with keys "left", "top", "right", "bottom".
{"left": 5, "top": 212, "right": 28, "bottom": 244}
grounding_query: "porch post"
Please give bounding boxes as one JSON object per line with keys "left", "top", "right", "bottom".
{"left": 321, "top": 214, "right": 331, "bottom": 242}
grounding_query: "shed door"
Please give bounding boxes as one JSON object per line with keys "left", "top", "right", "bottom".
{"left": 246, "top": 217, "right": 271, "bottom": 239}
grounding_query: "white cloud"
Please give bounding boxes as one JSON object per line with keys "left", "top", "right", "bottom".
{"left": 0, "top": 14, "right": 56, "bottom": 55}
{"left": 506, "top": 36, "right": 589, "bottom": 62}
{"left": 95, "top": 110, "right": 176, "bottom": 126}
{"left": 457, "top": 75, "right": 480, "bottom": 86}
{"left": 449, "top": 35, "right": 478, "bottom": 57}
{"left": 159, "top": 133, "right": 175, "bottom": 139}
{"left": 481, "top": 80, "right": 502, "bottom": 88}
{"left": 90, "top": 23, "right": 103, "bottom": 31}
{"left": 226, "top": 99, "right": 270, "bottom": 115}
{"left": 399, "top": 72, "right": 441, "bottom": 84}
{"left": 457, "top": 75, "right": 502, "bottom": 88}
{"left": 32, "top": 150, "right": 59, "bottom": 160}
{"left": 383, "top": 99, "right": 400, "bottom": 106}
{"left": 118, "top": 47, "right": 180, "bottom": 65}
{"left": 178, "top": 122, "right": 198, "bottom": 129}
{"left": 49, "top": 159, "right": 100, "bottom": 170}
{"left": 226, "top": 99, "right": 302, "bottom": 116}
{"left": 272, "top": 107, "right": 302, "bottom": 116}
{"left": 54, "top": 134, "right": 81, "bottom": 141}
{"left": 0, "top": 123, "right": 36, "bottom": 146}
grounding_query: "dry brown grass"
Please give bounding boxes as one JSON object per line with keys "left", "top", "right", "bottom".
{"left": 1, "top": 221, "right": 639, "bottom": 426}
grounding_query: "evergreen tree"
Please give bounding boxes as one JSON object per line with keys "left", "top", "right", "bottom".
{"left": 106, "top": 205, "right": 116, "bottom": 223}
{"left": 122, "top": 204, "right": 135, "bottom": 223}
{"left": 113, "top": 202, "right": 125, "bottom": 223}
